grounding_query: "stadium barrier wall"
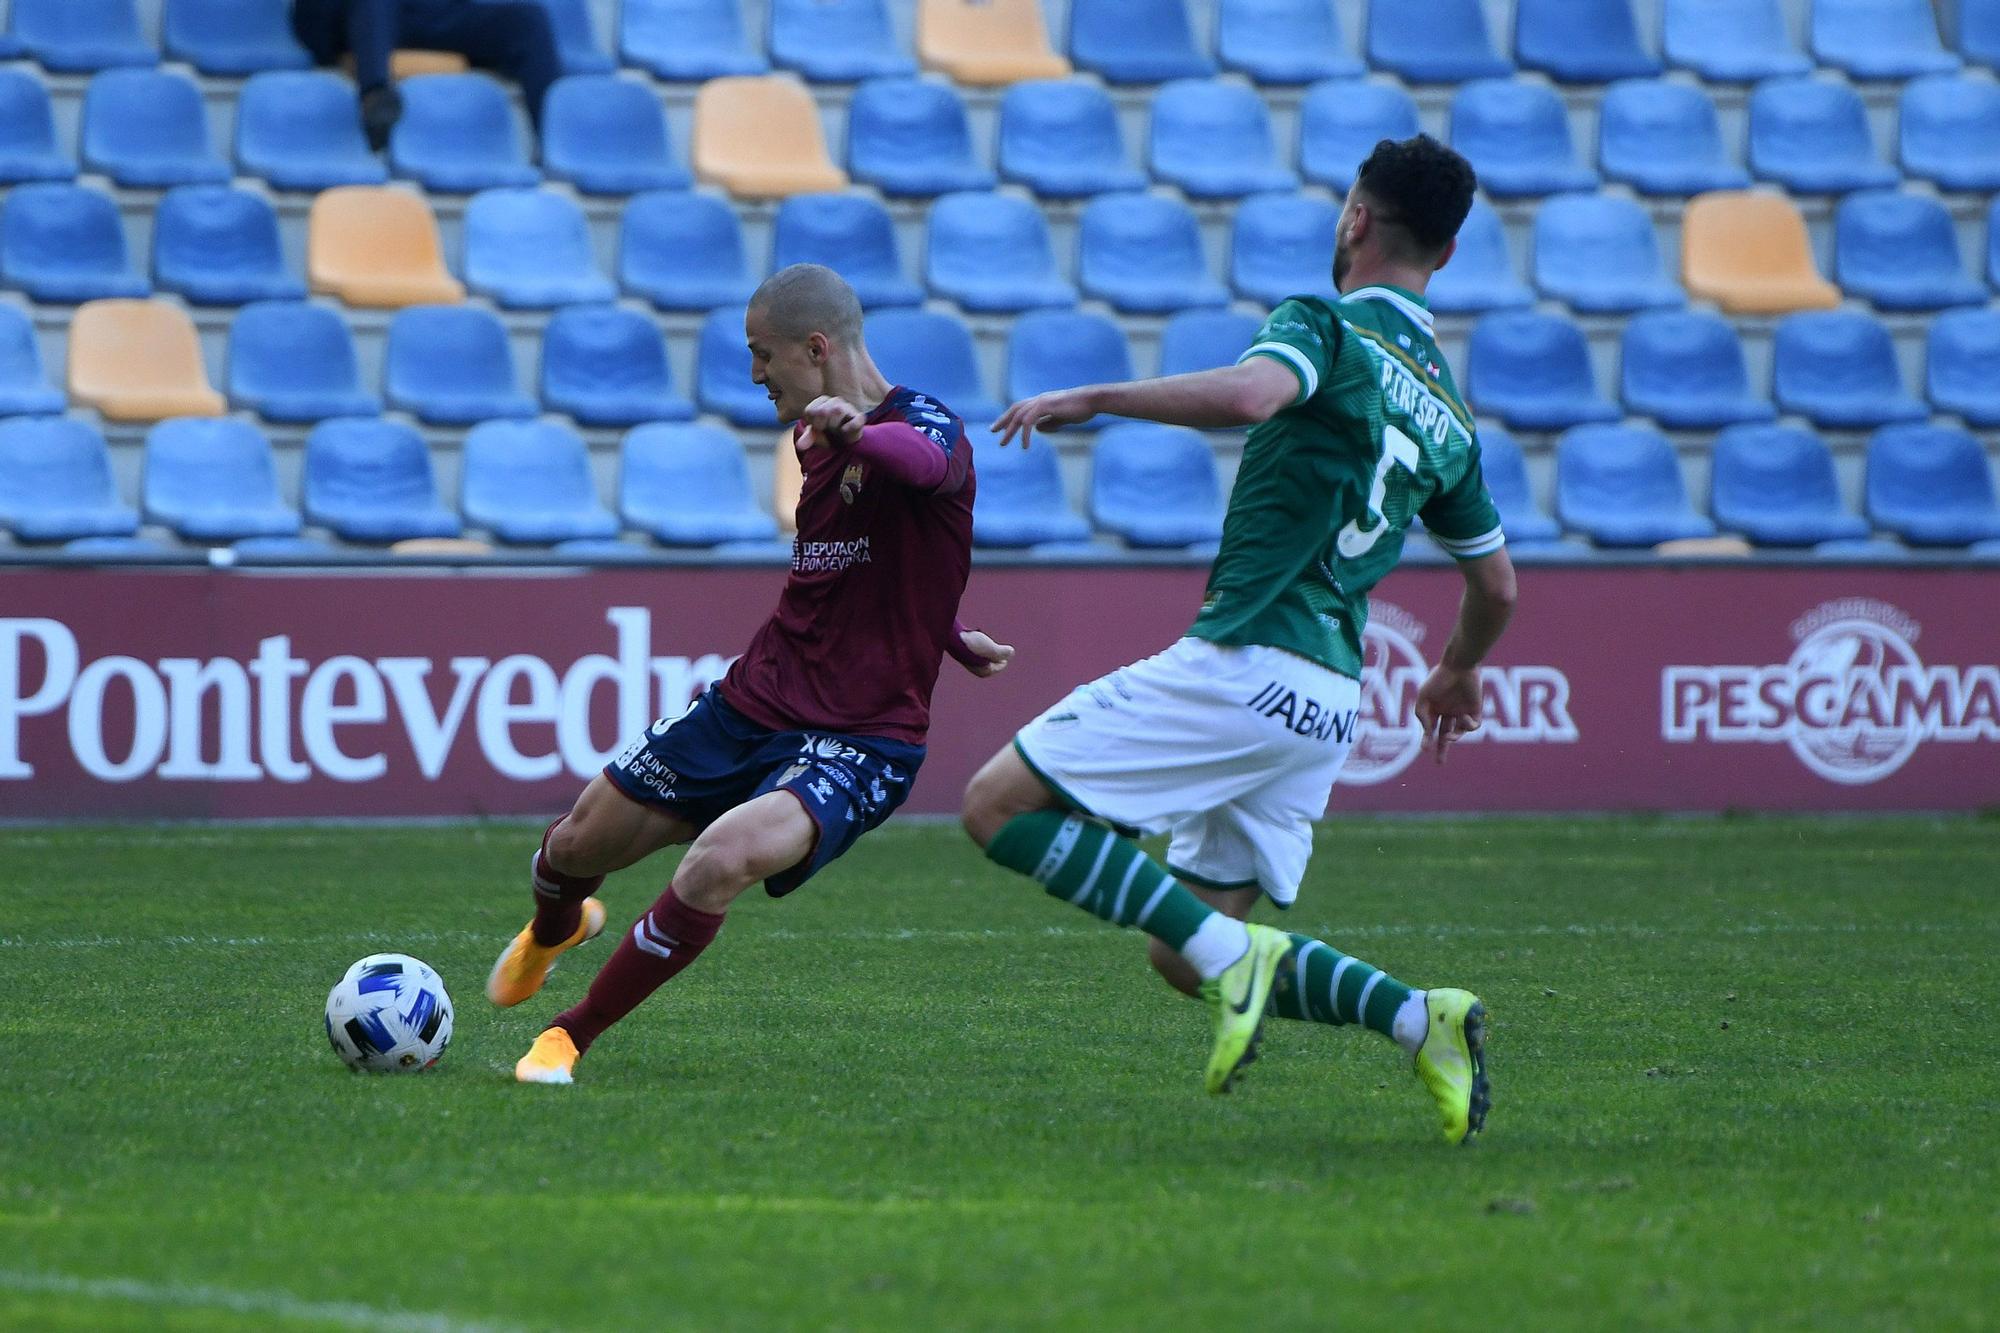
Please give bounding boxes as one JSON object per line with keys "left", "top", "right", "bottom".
{"left": 0, "top": 565, "right": 1995, "bottom": 819}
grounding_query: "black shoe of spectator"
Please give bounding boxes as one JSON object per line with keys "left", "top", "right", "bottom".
{"left": 361, "top": 84, "right": 404, "bottom": 154}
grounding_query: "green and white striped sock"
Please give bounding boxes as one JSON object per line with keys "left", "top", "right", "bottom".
{"left": 1269, "top": 932, "right": 1427, "bottom": 1052}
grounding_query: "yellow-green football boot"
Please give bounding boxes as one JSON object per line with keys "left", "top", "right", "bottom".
{"left": 1199, "top": 922, "right": 1292, "bottom": 1094}
{"left": 1414, "top": 988, "right": 1491, "bottom": 1144}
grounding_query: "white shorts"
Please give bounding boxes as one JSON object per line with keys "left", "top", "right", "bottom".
{"left": 1013, "top": 637, "right": 1358, "bottom": 907}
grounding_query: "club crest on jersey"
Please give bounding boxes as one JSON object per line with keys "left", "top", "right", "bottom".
{"left": 840, "top": 462, "right": 865, "bottom": 505}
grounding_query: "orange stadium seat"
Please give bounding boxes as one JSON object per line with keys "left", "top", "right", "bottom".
{"left": 342, "top": 50, "right": 473, "bottom": 78}
{"left": 773, "top": 431, "right": 803, "bottom": 532}
{"left": 308, "top": 185, "right": 465, "bottom": 307}
{"left": 391, "top": 537, "right": 495, "bottom": 556}
{"left": 1681, "top": 191, "right": 1841, "bottom": 316}
{"left": 67, "top": 299, "right": 226, "bottom": 422}
{"left": 918, "top": 0, "right": 1071, "bottom": 85}
{"left": 693, "top": 76, "right": 848, "bottom": 199}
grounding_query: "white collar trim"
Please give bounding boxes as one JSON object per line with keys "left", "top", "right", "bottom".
{"left": 1345, "top": 286, "right": 1434, "bottom": 332}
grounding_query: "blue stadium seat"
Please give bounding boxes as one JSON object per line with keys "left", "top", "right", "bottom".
{"left": 228, "top": 301, "right": 380, "bottom": 423}
{"left": 1991, "top": 197, "right": 2000, "bottom": 289}
{"left": 0, "top": 70, "right": 74, "bottom": 184}
{"left": 230, "top": 534, "right": 336, "bottom": 558}
{"left": 1835, "top": 190, "right": 1985, "bottom": 310}
{"left": 462, "top": 420, "right": 618, "bottom": 543}
{"left": 1865, "top": 424, "right": 2000, "bottom": 546}
{"left": 620, "top": 190, "right": 756, "bottom": 311}
{"left": 1149, "top": 79, "right": 1298, "bottom": 198}
{"left": 82, "top": 69, "right": 231, "bottom": 188}
{"left": 1515, "top": 0, "right": 1660, "bottom": 82}
{"left": 541, "top": 75, "right": 692, "bottom": 194}
{"left": 997, "top": 80, "right": 1146, "bottom": 198}
{"left": 1662, "top": 0, "right": 1811, "bottom": 79}
{"left": 1449, "top": 79, "right": 1596, "bottom": 197}
{"left": 1710, "top": 424, "right": 1868, "bottom": 546}
{"left": 0, "top": 183, "right": 149, "bottom": 303}
{"left": 1599, "top": 79, "right": 1750, "bottom": 196}
{"left": 0, "top": 418, "right": 139, "bottom": 542}
{"left": 502, "top": 0, "right": 615, "bottom": 74}
{"left": 1091, "top": 424, "right": 1223, "bottom": 547}
{"left": 620, "top": 423, "right": 778, "bottom": 545}
{"left": 1965, "top": 0, "right": 2000, "bottom": 65}
{"left": 152, "top": 186, "right": 306, "bottom": 306}
{"left": 1007, "top": 309, "right": 1133, "bottom": 431}
{"left": 974, "top": 439, "right": 1092, "bottom": 547}
{"left": 542, "top": 305, "right": 695, "bottom": 427}
{"left": 1467, "top": 311, "right": 1620, "bottom": 431}
{"left": 235, "top": 72, "right": 389, "bottom": 191}
{"left": 1070, "top": 0, "right": 1215, "bottom": 83}
{"left": 1428, "top": 197, "right": 1533, "bottom": 314}
{"left": 1812, "top": 0, "right": 1960, "bottom": 79}
{"left": 1773, "top": 310, "right": 1928, "bottom": 428}
{"left": 1531, "top": 193, "right": 1682, "bottom": 313}
{"left": 5, "top": 0, "right": 152, "bottom": 72}
{"left": 1297, "top": 79, "right": 1418, "bottom": 193}
{"left": 163, "top": 0, "right": 311, "bottom": 73}
{"left": 1555, "top": 424, "right": 1715, "bottom": 547}
{"left": 303, "top": 418, "right": 460, "bottom": 542}
{"left": 1747, "top": 77, "right": 1899, "bottom": 193}
{"left": 926, "top": 192, "right": 1077, "bottom": 312}
{"left": 1927, "top": 309, "right": 2000, "bottom": 427}
{"left": 389, "top": 74, "right": 539, "bottom": 192}
{"left": 1899, "top": 75, "right": 2000, "bottom": 191}
{"left": 1230, "top": 192, "right": 1338, "bottom": 306}
{"left": 697, "top": 306, "right": 775, "bottom": 426}
{"left": 620, "top": 0, "right": 768, "bottom": 79}
{"left": 0, "top": 306, "right": 63, "bottom": 417}
{"left": 386, "top": 305, "right": 539, "bottom": 424}
{"left": 1473, "top": 425, "right": 1561, "bottom": 544}
{"left": 770, "top": 0, "right": 915, "bottom": 80}
{"left": 62, "top": 535, "right": 171, "bottom": 556}
{"left": 1365, "top": 0, "right": 1510, "bottom": 81}
{"left": 865, "top": 308, "right": 1001, "bottom": 420}
{"left": 1620, "top": 309, "right": 1774, "bottom": 429}
{"left": 1157, "top": 309, "right": 1260, "bottom": 376}
{"left": 1217, "top": 0, "right": 1361, "bottom": 83}
{"left": 1081, "top": 193, "right": 1228, "bottom": 313}
{"left": 463, "top": 188, "right": 615, "bottom": 309}
{"left": 142, "top": 418, "right": 302, "bottom": 542}
{"left": 772, "top": 193, "right": 923, "bottom": 307}
{"left": 847, "top": 78, "right": 995, "bottom": 197}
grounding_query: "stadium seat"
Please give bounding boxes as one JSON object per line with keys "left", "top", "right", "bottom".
{"left": 621, "top": 0, "right": 767, "bottom": 79}
{"left": 1965, "top": 0, "right": 2000, "bottom": 65}
{"left": 1746, "top": 77, "right": 1900, "bottom": 194}
{"left": 1515, "top": 0, "right": 1660, "bottom": 82}
{"left": 0, "top": 70, "right": 74, "bottom": 184}
{"left": 235, "top": 71, "right": 390, "bottom": 191}
{"left": 0, "top": 307, "right": 63, "bottom": 417}
{"left": 865, "top": 308, "right": 1001, "bottom": 420}
{"left": 462, "top": 188, "right": 615, "bottom": 309}
{"left": 1835, "top": 190, "right": 1985, "bottom": 310}
{"left": 1681, "top": 192, "right": 1841, "bottom": 315}
{"left": 1229, "top": 192, "right": 1339, "bottom": 306}
{"left": 1927, "top": 309, "right": 2000, "bottom": 426}
{"left": 620, "top": 424, "right": 779, "bottom": 545}
{"left": 1157, "top": 309, "right": 1260, "bottom": 376}
{"left": 1467, "top": 311, "right": 1620, "bottom": 431}
{"left": 1620, "top": 309, "right": 1774, "bottom": 429}
{"left": 973, "top": 438, "right": 1092, "bottom": 547}
{"left": 69, "top": 299, "right": 224, "bottom": 421}
{"left": 1772, "top": 310, "right": 1929, "bottom": 428}
{"left": 152, "top": 186, "right": 306, "bottom": 307}
{"left": 461, "top": 420, "right": 618, "bottom": 544}
{"left": 1865, "top": 424, "right": 2000, "bottom": 545}
{"left": 513, "top": 0, "right": 615, "bottom": 75}
{"left": 308, "top": 186, "right": 465, "bottom": 307}
{"left": 1812, "top": 0, "right": 1960, "bottom": 79}
{"left": 997, "top": 80, "right": 1146, "bottom": 198}
{"left": 847, "top": 78, "right": 995, "bottom": 197}
{"left": 1427, "top": 197, "right": 1533, "bottom": 314}
{"left": 1365, "top": 0, "right": 1510, "bottom": 81}
{"left": 142, "top": 419, "right": 301, "bottom": 543}
{"left": 1555, "top": 424, "right": 1715, "bottom": 548}
{"left": 1599, "top": 80, "right": 1749, "bottom": 196}
{"left": 1449, "top": 80, "right": 1597, "bottom": 197}
{"left": 1710, "top": 424, "right": 1868, "bottom": 546}
{"left": 697, "top": 306, "right": 776, "bottom": 426}
{"left": 163, "top": 0, "right": 311, "bottom": 73}
{"left": 61, "top": 535, "right": 171, "bottom": 556}
{"left": 693, "top": 76, "right": 849, "bottom": 198}
{"left": 385, "top": 305, "right": 538, "bottom": 424}
{"left": 926, "top": 191, "right": 1077, "bottom": 312}
{"left": 1091, "top": 424, "right": 1223, "bottom": 547}
{"left": 542, "top": 305, "right": 695, "bottom": 427}
{"left": 1899, "top": 75, "right": 2000, "bottom": 191}
{"left": 227, "top": 300, "right": 380, "bottom": 423}
{"left": 1662, "top": 0, "right": 1812, "bottom": 79}
{"left": 771, "top": 193, "right": 922, "bottom": 308}
{"left": 0, "top": 418, "right": 138, "bottom": 542}
{"left": 389, "top": 74, "right": 539, "bottom": 192}
{"left": 1531, "top": 194, "right": 1682, "bottom": 313}
{"left": 5, "top": 0, "right": 152, "bottom": 72}
{"left": 1069, "top": 0, "right": 1214, "bottom": 83}
{"left": 1472, "top": 425, "right": 1561, "bottom": 544}
{"left": 1149, "top": 80, "right": 1298, "bottom": 198}
{"left": 1217, "top": 0, "right": 1361, "bottom": 84}
{"left": 81, "top": 69, "right": 231, "bottom": 189}
{"left": 1007, "top": 309, "right": 1133, "bottom": 431}
{"left": 541, "top": 75, "right": 693, "bottom": 194}
{"left": 917, "top": 0, "right": 1068, "bottom": 84}
{"left": 0, "top": 183, "right": 148, "bottom": 303}
{"left": 1081, "top": 193, "right": 1228, "bottom": 313}
{"left": 1297, "top": 79, "right": 1418, "bottom": 193}
{"left": 303, "top": 418, "right": 460, "bottom": 542}
{"left": 771, "top": 0, "right": 915, "bottom": 81}
{"left": 619, "top": 190, "right": 757, "bottom": 311}
{"left": 1991, "top": 197, "right": 2000, "bottom": 289}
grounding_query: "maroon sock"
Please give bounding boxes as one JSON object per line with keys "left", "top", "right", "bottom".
{"left": 530, "top": 817, "right": 605, "bottom": 946}
{"left": 551, "top": 884, "right": 726, "bottom": 1054}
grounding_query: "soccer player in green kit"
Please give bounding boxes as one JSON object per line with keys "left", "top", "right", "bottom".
{"left": 963, "top": 135, "right": 1516, "bottom": 1143}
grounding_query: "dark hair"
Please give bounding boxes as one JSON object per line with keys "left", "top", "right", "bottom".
{"left": 1353, "top": 133, "right": 1478, "bottom": 255}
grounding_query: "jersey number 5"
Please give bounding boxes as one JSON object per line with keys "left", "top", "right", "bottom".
{"left": 1336, "top": 424, "right": 1420, "bottom": 559}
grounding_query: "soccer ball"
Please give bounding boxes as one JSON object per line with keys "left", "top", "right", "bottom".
{"left": 324, "top": 953, "right": 454, "bottom": 1073}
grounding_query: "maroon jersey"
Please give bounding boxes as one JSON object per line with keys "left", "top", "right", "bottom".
{"left": 719, "top": 387, "right": 975, "bottom": 746}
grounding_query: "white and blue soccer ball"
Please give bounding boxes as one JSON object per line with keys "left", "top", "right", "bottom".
{"left": 324, "top": 953, "right": 454, "bottom": 1073}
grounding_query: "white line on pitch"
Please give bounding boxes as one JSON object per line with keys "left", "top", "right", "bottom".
{"left": 0, "top": 1267, "right": 519, "bottom": 1333}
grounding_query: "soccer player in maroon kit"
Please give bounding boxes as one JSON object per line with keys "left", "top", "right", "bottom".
{"left": 489, "top": 264, "right": 1013, "bottom": 1084}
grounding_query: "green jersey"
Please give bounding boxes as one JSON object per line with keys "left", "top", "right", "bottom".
{"left": 1187, "top": 286, "right": 1505, "bottom": 679}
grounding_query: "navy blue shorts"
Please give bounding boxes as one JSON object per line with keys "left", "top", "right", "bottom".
{"left": 603, "top": 688, "right": 924, "bottom": 897}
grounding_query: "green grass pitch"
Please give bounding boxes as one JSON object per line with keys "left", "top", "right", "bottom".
{"left": 1, "top": 816, "right": 1996, "bottom": 1331}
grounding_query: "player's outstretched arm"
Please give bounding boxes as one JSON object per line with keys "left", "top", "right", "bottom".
{"left": 1414, "top": 547, "right": 1519, "bottom": 765}
{"left": 989, "top": 360, "right": 1299, "bottom": 448}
